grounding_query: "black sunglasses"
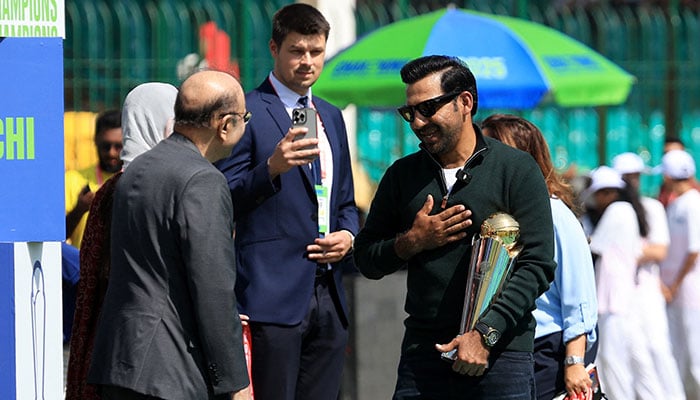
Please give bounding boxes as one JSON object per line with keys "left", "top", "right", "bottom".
{"left": 397, "top": 91, "right": 462, "bottom": 123}
{"left": 97, "top": 142, "right": 123, "bottom": 152}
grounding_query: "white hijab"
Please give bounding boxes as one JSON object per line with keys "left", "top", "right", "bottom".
{"left": 120, "top": 82, "right": 178, "bottom": 169}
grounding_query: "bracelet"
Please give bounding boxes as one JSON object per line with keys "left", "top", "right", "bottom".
{"left": 564, "top": 355, "right": 585, "bottom": 366}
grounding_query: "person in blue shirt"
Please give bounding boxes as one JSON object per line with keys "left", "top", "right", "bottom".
{"left": 482, "top": 114, "right": 598, "bottom": 400}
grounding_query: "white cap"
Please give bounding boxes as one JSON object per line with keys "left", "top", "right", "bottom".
{"left": 661, "top": 149, "right": 696, "bottom": 180}
{"left": 586, "top": 166, "right": 625, "bottom": 195}
{"left": 612, "top": 152, "right": 648, "bottom": 175}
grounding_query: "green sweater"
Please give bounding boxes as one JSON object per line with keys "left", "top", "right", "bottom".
{"left": 354, "top": 126, "right": 555, "bottom": 353}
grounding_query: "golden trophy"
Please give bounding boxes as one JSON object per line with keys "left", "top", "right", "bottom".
{"left": 442, "top": 212, "right": 522, "bottom": 361}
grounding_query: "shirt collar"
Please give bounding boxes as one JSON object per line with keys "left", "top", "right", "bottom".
{"left": 268, "top": 72, "right": 312, "bottom": 108}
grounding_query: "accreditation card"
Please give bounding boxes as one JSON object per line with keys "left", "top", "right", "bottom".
{"left": 315, "top": 184, "right": 330, "bottom": 234}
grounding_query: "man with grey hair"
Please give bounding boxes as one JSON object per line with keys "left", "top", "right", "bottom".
{"left": 89, "top": 70, "right": 251, "bottom": 400}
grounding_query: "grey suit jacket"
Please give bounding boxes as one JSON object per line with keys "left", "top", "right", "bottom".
{"left": 88, "top": 133, "right": 249, "bottom": 399}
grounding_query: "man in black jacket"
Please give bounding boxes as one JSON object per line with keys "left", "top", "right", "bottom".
{"left": 354, "top": 55, "right": 556, "bottom": 399}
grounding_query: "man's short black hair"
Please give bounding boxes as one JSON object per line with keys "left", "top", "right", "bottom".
{"left": 271, "top": 3, "right": 330, "bottom": 46}
{"left": 400, "top": 55, "right": 479, "bottom": 116}
{"left": 94, "top": 109, "right": 121, "bottom": 140}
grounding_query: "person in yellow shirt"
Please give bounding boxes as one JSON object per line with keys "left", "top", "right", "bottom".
{"left": 65, "top": 109, "right": 123, "bottom": 248}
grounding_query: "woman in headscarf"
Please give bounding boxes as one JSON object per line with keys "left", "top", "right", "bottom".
{"left": 65, "top": 82, "right": 177, "bottom": 400}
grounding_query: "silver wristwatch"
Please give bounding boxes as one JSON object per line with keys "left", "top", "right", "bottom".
{"left": 564, "top": 355, "right": 585, "bottom": 366}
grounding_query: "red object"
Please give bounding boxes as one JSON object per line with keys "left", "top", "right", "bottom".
{"left": 199, "top": 21, "right": 240, "bottom": 78}
{"left": 243, "top": 324, "right": 254, "bottom": 398}
{"left": 65, "top": 174, "right": 122, "bottom": 400}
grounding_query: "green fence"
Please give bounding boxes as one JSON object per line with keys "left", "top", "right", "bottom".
{"left": 64, "top": 0, "right": 700, "bottom": 196}
{"left": 65, "top": 0, "right": 289, "bottom": 111}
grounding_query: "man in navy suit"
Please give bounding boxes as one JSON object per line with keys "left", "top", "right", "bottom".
{"left": 216, "top": 4, "right": 359, "bottom": 400}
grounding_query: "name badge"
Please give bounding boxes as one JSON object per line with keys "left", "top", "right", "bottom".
{"left": 315, "top": 184, "right": 329, "bottom": 234}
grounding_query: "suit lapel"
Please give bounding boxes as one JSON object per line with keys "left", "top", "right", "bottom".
{"left": 258, "top": 79, "right": 290, "bottom": 140}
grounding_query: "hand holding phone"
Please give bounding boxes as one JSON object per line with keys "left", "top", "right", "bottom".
{"left": 267, "top": 108, "right": 320, "bottom": 178}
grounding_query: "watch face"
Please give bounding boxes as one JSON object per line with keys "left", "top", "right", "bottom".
{"left": 484, "top": 331, "right": 500, "bottom": 347}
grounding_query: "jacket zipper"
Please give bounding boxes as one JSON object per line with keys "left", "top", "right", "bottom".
{"left": 423, "top": 146, "right": 487, "bottom": 210}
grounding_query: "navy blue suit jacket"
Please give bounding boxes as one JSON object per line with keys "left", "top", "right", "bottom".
{"left": 216, "top": 78, "right": 359, "bottom": 326}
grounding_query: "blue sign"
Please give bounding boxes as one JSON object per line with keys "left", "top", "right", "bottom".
{"left": 0, "top": 37, "right": 64, "bottom": 242}
{"left": 0, "top": 243, "right": 16, "bottom": 398}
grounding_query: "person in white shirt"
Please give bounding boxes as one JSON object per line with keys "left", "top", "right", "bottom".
{"left": 612, "top": 152, "right": 684, "bottom": 399}
{"left": 582, "top": 166, "right": 647, "bottom": 400}
{"left": 659, "top": 149, "right": 700, "bottom": 400}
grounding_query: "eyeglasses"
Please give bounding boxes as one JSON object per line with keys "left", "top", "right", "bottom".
{"left": 97, "top": 142, "right": 123, "bottom": 152}
{"left": 224, "top": 111, "right": 252, "bottom": 125}
{"left": 397, "top": 91, "right": 462, "bottom": 123}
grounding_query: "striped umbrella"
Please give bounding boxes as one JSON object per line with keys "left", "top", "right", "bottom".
{"left": 315, "top": 8, "right": 635, "bottom": 109}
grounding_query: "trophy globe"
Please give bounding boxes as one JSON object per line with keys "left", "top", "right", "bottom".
{"left": 481, "top": 212, "right": 519, "bottom": 251}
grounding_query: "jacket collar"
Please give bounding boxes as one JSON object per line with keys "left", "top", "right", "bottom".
{"left": 419, "top": 123, "right": 489, "bottom": 169}
{"left": 267, "top": 72, "right": 311, "bottom": 109}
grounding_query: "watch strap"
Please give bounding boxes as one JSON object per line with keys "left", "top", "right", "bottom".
{"left": 474, "top": 321, "right": 490, "bottom": 336}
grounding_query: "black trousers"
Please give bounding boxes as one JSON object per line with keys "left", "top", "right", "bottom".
{"left": 533, "top": 331, "right": 566, "bottom": 400}
{"left": 249, "top": 274, "right": 349, "bottom": 400}
{"left": 99, "top": 385, "right": 163, "bottom": 400}
{"left": 100, "top": 385, "right": 231, "bottom": 400}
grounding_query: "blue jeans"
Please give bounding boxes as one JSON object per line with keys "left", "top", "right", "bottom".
{"left": 393, "top": 335, "right": 536, "bottom": 400}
